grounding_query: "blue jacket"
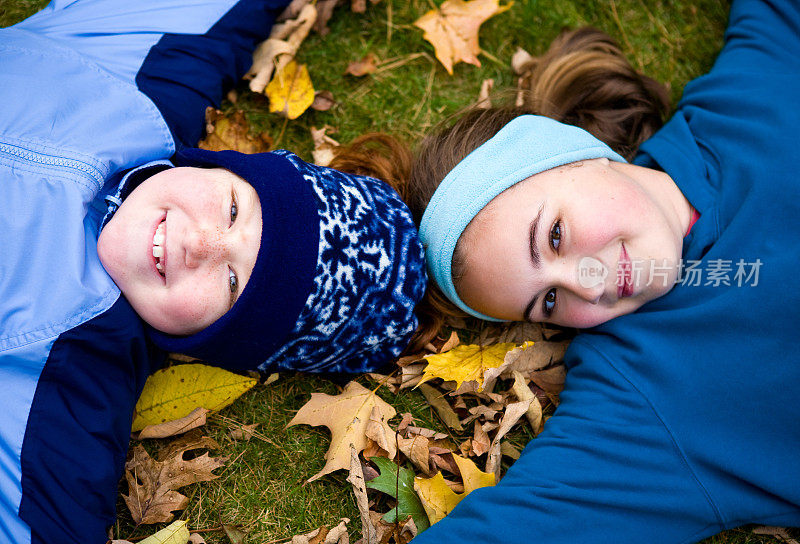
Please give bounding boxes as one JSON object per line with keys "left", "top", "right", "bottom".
{"left": 411, "top": 1, "right": 800, "bottom": 543}
{"left": 0, "top": 1, "right": 288, "bottom": 542}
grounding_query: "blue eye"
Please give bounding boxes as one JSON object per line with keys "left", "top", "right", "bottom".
{"left": 543, "top": 288, "right": 557, "bottom": 317}
{"left": 550, "top": 219, "right": 562, "bottom": 251}
{"left": 230, "top": 192, "right": 238, "bottom": 226}
{"left": 229, "top": 268, "right": 238, "bottom": 293}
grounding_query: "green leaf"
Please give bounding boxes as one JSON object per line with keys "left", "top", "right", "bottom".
{"left": 366, "top": 457, "right": 430, "bottom": 531}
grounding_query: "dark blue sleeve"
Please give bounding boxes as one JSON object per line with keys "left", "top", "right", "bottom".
{"left": 712, "top": 0, "right": 800, "bottom": 74}
{"left": 18, "top": 300, "right": 164, "bottom": 544}
{"left": 410, "top": 341, "right": 722, "bottom": 544}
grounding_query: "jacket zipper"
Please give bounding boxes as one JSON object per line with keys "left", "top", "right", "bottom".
{"left": 0, "top": 141, "right": 104, "bottom": 187}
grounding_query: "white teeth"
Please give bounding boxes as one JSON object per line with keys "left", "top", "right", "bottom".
{"left": 156, "top": 262, "right": 163, "bottom": 271}
{"left": 153, "top": 221, "right": 166, "bottom": 246}
{"left": 153, "top": 245, "right": 164, "bottom": 258}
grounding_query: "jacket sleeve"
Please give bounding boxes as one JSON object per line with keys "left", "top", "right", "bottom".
{"left": 710, "top": 0, "right": 800, "bottom": 74}
{"left": 14, "top": 0, "right": 291, "bottom": 149}
{"left": 410, "top": 340, "right": 722, "bottom": 544}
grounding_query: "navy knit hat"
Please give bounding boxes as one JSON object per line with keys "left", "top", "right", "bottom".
{"left": 147, "top": 148, "right": 427, "bottom": 374}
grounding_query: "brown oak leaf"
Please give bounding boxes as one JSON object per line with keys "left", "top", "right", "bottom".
{"left": 123, "top": 431, "right": 227, "bottom": 524}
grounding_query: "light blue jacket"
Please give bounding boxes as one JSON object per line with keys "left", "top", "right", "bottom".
{"left": 0, "top": 1, "right": 287, "bottom": 541}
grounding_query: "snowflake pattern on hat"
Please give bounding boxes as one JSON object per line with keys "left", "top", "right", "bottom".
{"left": 261, "top": 151, "right": 427, "bottom": 374}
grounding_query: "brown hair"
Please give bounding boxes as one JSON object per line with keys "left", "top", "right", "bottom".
{"left": 330, "top": 27, "right": 670, "bottom": 350}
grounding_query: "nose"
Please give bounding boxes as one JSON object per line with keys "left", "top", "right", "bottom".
{"left": 555, "top": 257, "right": 606, "bottom": 305}
{"left": 184, "top": 226, "right": 229, "bottom": 269}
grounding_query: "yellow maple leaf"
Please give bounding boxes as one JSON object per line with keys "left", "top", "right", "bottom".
{"left": 417, "top": 342, "right": 518, "bottom": 390}
{"left": 413, "top": 455, "right": 496, "bottom": 525}
{"left": 414, "top": 0, "right": 513, "bottom": 74}
{"left": 266, "top": 59, "right": 315, "bottom": 119}
{"left": 287, "top": 381, "right": 397, "bottom": 482}
{"left": 132, "top": 364, "right": 257, "bottom": 432}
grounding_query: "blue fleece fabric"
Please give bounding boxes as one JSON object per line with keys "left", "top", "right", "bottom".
{"left": 410, "top": 1, "right": 800, "bottom": 543}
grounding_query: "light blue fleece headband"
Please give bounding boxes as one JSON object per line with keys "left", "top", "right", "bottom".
{"left": 419, "top": 115, "right": 626, "bottom": 321}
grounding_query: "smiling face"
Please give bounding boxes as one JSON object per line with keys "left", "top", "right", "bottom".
{"left": 97, "top": 167, "right": 262, "bottom": 335}
{"left": 456, "top": 158, "right": 692, "bottom": 328}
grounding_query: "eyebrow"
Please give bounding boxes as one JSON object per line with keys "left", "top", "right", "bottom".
{"left": 524, "top": 203, "right": 546, "bottom": 321}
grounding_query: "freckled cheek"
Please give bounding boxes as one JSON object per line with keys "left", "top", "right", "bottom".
{"left": 162, "top": 277, "right": 226, "bottom": 330}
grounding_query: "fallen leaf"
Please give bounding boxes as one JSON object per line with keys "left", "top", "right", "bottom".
{"left": 367, "top": 457, "right": 429, "bottom": 531}
{"left": 499, "top": 441, "right": 521, "bottom": 459}
{"left": 311, "top": 125, "right": 341, "bottom": 166}
{"left": 470, "top": 421, "right": 490, "bottom": 456}
{"left": 312, "top": 90, "right": 335, "bottom": 111}
{"left": 752, "top": 526, "right": 800, "bottom": 544}
{"left": 229, "top": 422, "right": 259, "bottom": 441}
{"left": 138, "top": 407, "right": 209, "bottom": 440}
{"left": 485, "top": 400, "right": 530, "bottom": 478}
{"left": 324, "top": 519, "right": 350, "bottom": 544}
{"left": 510, "top": 370, "right": 542, "bottom": 433}
{"left": 267, "top": 60, "right": 315, "bottom": 119}
{"left": 365, "top": 405, "right": 398, "bottom": 460}
{"left": 222, "top": 525, "right": 247, "bottom": 544}
{"left": 510, "top": 46, "right": 534, "bottom": 74}
{"left": 476, "top": 78, "right": 493, "bottom": 108}
{"left": 189, "top": 535, "right": 206, "bottom": 544}
{"left": 314, "top": 0, "right": 342, "bottom": 35}
{"left": 123, "top": 436, "right": 226, "bottom": 524}
{"left": 481, "top": 340, "right": 567, "bottom": 391}
{"left": 346, "top": 53, "right": 379, "bottom": 76}
{"left": 417, "top": 383, "right": 463, "bottom": 431}
{"left": 418, "top": 343, "right": 519, "bottom": 390}
{"left": 347, "top": 447, "right": 378, "bottom": 544}
{"left": 531, "top": 364, "right": 567, "bottom": 403}
{"left": 288, "top": 381, "right": 396, "bottom": 482}
{"left": 413, "top": 0, "right": 512, "bottom": 75}
{"left": 413, "top": 454, "right": 495, "bottom": 525}
{"left": 396, "top": 434, "right": 431, "bottom": 475}
{"left": 198, "top": 109, "right": 273, "bottom": 153}
{"left": 132, "top": 364, "right": 257, "bottom": 432}
{"left": 246, "top": 4, "right": 317, "bottom": 92}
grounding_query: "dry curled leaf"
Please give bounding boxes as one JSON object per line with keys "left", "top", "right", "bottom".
{"left": 476, "top": 78, "right": 494, "bottom": 108}
{"left": 346, "top": 53, "right": 379, "bottom": 76}
{"left": 347, "top": 446, "right": 378, "bottom": 544}
{"left": 137, "top": 407, "right": 209, "bottom": 440}
{"left": 311, "top": 125, "right": 341, "bottom": 166}
{"left": 312, "top": 90, "right": 335, "bottom": 111}
{"left": 246, "top": 4, "right": 317, "bottom": 92}
{"left": 414, "top": 0, "right": 512, "bottom": 74}
{"left": 198, "top": 109, "right": 272, "bottom": 153}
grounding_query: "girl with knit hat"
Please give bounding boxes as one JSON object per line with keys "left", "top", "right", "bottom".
{"left": 0, "top": 1, "right": 425, "bottom": 542}
{"left": 335, "top": 1, "right": 800, "bottom": 542}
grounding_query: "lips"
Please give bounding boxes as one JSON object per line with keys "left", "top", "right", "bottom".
{"left": 151, "top": 213, "right": 167, "bottom": 283}
{"left": 617, "top": 243, "right": 634, "bottom": 298}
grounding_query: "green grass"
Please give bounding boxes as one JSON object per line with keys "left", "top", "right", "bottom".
{"left": 4, "top": 1, "right": 798, "bottom": 543}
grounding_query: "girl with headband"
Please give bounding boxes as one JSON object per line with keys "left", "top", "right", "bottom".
{"left": 335, "top": 1, "right": 800, "bottom": 542}
{"left": 0, "top": 1, "right": 425, "bottom": 542}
